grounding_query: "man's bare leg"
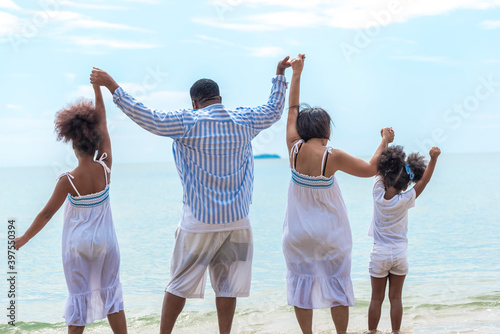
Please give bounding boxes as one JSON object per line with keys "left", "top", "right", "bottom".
{"left": 160, "top": 292, "right": 186, "bottom": 334}
{"left": 216, "top": 297, "right": 236, "bottom": 334}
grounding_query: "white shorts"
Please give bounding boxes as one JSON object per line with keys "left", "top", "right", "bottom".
{"left": 369, "top": 244, "right": 408, "bottom": 278}
{"left": 166, "top": 228, "right": 253, "bottom": 298}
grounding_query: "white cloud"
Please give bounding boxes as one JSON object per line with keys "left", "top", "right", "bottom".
{"left": 10, "top": 73, "right": 29, "bottom": 78}
{"left": 66, "top": 19, "right": 152, "bottom": 33}
{"left": 33, "top": 10, "right": 81, "bottom": 23}
{"left": 122, "top": 0, "right": 160, "bottom": 4}
{"left": 194, "top": 11, "right": 325, "bottom": 31}
{"left": 196, "top": 34, "right": 285, "bottom": 58}
{"left": 210, "top": 0, "right": 329, "bottom": 9}
{"left": 198, "top": 0, "right": 500, "bottom": 30}
{"left": 197, "top": 34, "right": 236, "bottom": 46}
{"left": 476, "top": 113, "right": 500, "bottom": 119}
{"left": 70, "top": 36, "right": 160, "bottom": 49}
{"left": 6, "top": 104, "right": 22, "bottom": 110}
{"left": 480, "top": 20, "right": 500, "bottom": 29}
{"left": 251, "top": 11, "right": 326, "bottom": 28}
{"left": 245, "top": 46, "right": 285, "bottom": 57}
{"left": 0, "top": 0, "right": 20, "bottom": 10}
{"left": 0, "top": 8, "right": 155, "bottom": 50}
{"left": 390, "top": 55, "right": 460, "bottom": 66}
{"left": 58, "top": 1, "right": 127, "bottom": 10}
{"left": 484, "top": 59, "right": 500, "bottom": 63}
{"left": 28, "top": 11, "right": 149, "bottom": 32}
{"left": 381, "top": 36, "right": 418, "bottom": 44}
{"left": 67, "top": 85, "right": 190, "bottom": 111}
{"left": 192, "top": 17, "right": 276, "bottom": 31}
{"left": 0, "top": 11, "right": 20, "bottom": 36}
{"left": 67, "top": 85, "right": 95, "bottom": 101}
{"left": 65, "top": 73, "right": 76, "bottom": 82}
{"left": 141, "top": 91, "right": 191, "bottom": 110}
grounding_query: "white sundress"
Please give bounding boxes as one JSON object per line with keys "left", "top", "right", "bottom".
{"left": 58, "top": 153, "right": 123, "bottom": 326}
{"left": 282, "top": 140, "right": 355, "bottom": 309}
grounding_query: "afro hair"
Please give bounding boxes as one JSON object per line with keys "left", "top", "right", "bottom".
{"left": 54, "top": 99, "right": 100, "bottom": 156}
{"left": 378, "top": 145, "right": 426, "bottom": 191}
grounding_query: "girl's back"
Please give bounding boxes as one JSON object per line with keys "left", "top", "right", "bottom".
{"left": 68, "top": 159, "right": 110, "bottom": 197}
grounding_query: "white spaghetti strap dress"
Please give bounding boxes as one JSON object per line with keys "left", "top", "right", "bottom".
{"left": 58, "top": 153, "right": 124, "bottom": 326}
{"left": 283, "top": 140, "right": 355, "bottom": 309}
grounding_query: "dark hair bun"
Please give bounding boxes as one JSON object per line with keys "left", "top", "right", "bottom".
{"left": 55, "top": 99, "right": 100, "bottom": 156}
{"left": 296, "top": 104, "right": 332, "bottom": 141}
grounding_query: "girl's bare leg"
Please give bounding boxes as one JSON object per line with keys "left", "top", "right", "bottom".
{"left": 108, "top": 310, "right": 128, "bottom": 334}
{"left": 294, "top": 306, "right": 313, "bottom": 334}
{"left": 388, "top": 274, "right": 406, "bottom": 332}
{"left": 68, "top": 325, "right": 85, "bottom": 334}
{"left": 330, "top": 305, "right": 348, "bottom": 334}
{"left": 368, "top": 276, "right": 388, "bottom": 332}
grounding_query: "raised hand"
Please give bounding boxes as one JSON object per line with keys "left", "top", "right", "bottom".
{"left": 290, "top": 53, "right": 305, "bottom": 74}
{"left": 276, "top": 56, "right": 291, "bottom": 75}
{"left": 381, "top": 127, "right": 395, "bottom": 143}
{"left": 90, "top": 67, "right": 119, "bottom": 94}
{"left": 13, "top": 236, "right": 27, "bottom": 250}
{"left": 429, "top": 146, "right": 441, "bottom": 159}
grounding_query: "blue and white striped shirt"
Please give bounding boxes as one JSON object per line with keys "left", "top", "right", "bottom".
{"left": 113, "top": 75, "right": 287, "bottom": 224}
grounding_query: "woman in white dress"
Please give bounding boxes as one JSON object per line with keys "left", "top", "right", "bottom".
{"left": 15, "top": 83, "right": 127, "bottom": 334}
{"left": 283, "top": 54, "right": 394, "bottom": 334}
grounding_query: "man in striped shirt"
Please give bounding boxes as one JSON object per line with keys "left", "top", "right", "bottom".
{"left": 91, "top": 57, "right": 290, "bottom": 334}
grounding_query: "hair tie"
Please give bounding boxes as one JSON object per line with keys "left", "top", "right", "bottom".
{"left": 405, "top": 163, "right": 414, "bottom": 180}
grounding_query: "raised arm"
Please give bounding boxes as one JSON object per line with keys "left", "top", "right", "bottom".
{"left": 14, "top": 178, "right": 71, "bottom": 250}
{"left": 413, "top": 147, "right": 440, "bottom": 198}
{"left": 330, "top": 127, "right": 394, "bottom": 177}
{"left": 235, "top": 56, "right": 290, "bottom": 130}
{"left": 93, "top": 83, "right": 112, "bottom": 168}
{"left": 286, "top": 54, "right": 305, "bottom": 152}
{"left": 90, "top": 67, "right": 189, "bottom": 138}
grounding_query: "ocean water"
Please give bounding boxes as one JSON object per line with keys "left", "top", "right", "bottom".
{"left": 1, "top": 153, "right": 499, "bottom": 333}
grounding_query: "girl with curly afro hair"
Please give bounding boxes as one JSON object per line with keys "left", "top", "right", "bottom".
{"left": 15, "top": 83, "right": 127, "bottom": 333}
{"left": 367, "top": 145, "right": 441, "bottom": 334}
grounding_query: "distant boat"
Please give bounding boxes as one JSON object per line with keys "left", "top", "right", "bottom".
{"left": 254, "top": 154, "right": 281, "bottom": 159}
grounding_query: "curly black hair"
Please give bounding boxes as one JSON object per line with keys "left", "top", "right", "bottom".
{"left": 378, "top": 145, "right": 426, "bottom": 191}
{"left": 54, "top": 99, "right": 101, "bottom": 156}
{"left": 296, "top": 104, "right": 333, "bottom": 141}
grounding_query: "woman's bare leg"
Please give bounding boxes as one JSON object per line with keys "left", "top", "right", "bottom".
{"left": 108, "top": 310, "right": 128, "bottom": 334}
{"left": 330, "top": 305, "right": 349, "bottom": 334}
{"left": 368, "top": 276, "right": 388, "bottom": 332}
{"left": 68, "top": 325, "right": 85, "bottom": 334}
{"left": 294, "top": 306, "right": 313, "bottom": 334}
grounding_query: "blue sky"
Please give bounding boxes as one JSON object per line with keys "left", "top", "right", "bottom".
{"left": 1, "top": 0, "right": 499, "bottom": 168}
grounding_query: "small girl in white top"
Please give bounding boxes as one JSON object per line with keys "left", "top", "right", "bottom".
{"left": 367, "top": 145, "right": 440, "bottom": 334}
